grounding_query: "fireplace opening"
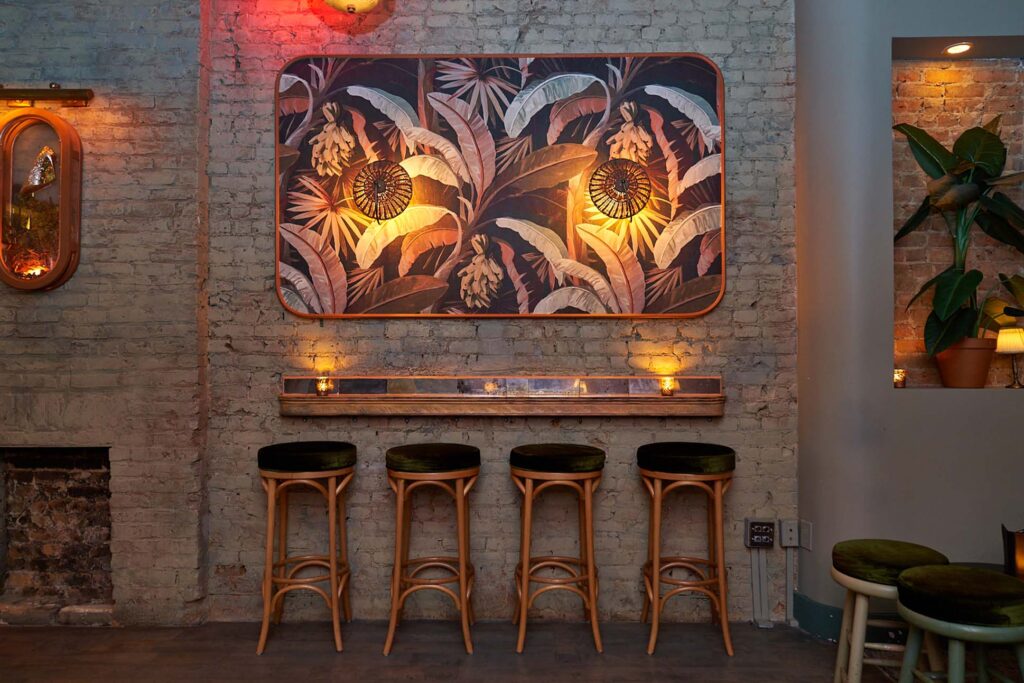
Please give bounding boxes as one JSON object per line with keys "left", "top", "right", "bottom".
{"left": 0, "top": 447, "right": 112, "bottom": 625}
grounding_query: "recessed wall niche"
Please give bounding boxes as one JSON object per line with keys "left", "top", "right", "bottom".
{"left": 275, "top": 54, "right": 725, "bottom": 318}
{"left": 0, "top": 108, "right": 82, "bottom": 291}
{"left": 892, "top": 36, "right": 1024, "bottom": 387}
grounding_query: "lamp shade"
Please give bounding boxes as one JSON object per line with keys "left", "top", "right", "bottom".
{"left": 996, "top": 328, "right": 1024, "bottom": 354}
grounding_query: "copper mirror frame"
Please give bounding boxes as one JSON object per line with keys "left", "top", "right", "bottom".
{"left": 0, "top": 108, "right": 82, "bottom": 291}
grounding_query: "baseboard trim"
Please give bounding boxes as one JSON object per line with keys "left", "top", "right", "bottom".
{"left": 794, "top": 591, "right": 904, "bottom": 645}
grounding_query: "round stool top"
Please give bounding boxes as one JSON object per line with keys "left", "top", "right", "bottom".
{"left": 832, "top": 539, "right": 948, "bottom": 586}
{"left": 258, "top": 441, "right": 357, "bottom": 473}
{"left": 898, "top": 565, "right": 1024, "bottom": 627}
{"left": 636, "top": 442, "right": 736, "bottom": 475}
{"left": 386, "top": 443, "right": 481, "bottom": 473}
{"left": 510, "top": 443, "right": 605, "bottom": 473}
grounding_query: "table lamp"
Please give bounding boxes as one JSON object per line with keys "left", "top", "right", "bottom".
{"left": 996, "top": 327, "right": 1024, "bottom": 389}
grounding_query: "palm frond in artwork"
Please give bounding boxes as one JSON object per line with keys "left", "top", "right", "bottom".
{"left": 287, "top": 175, "right": 371, "bottom": 255}
{"left": 645, "top": 266, "right": 683, "bottom": 303}
{"left": 494, "top": 134, "right": 533, "bottom": 174}
{"left": 435, "top": 58, "right": 520, "bottom": 126}
{"left": 523, "top": 251, "right": 558, "bottom": 290}
{"left": 346, "top": 265, "right": 384, "bottom": 304}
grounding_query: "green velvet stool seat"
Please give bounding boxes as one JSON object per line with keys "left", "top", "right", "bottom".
{"left": 897, "top": 566, "right": 1024, "bottom": 683}
{"left": 831, "top": 539, "right": 949, "bottom": 683}
{"left": 384, "top": 442, "right": 480, "bottom": 655}
{"left": 256, "top": 441, "right": 357, "bottom": 654}
{"left": 510, "top": 443, "right": 606, "bottom": 654}
{"left": 385, "top": 442, "right": 481, "bottom": 473}
{"left": 637, "top": 442, "right": 736, "bottom": 656}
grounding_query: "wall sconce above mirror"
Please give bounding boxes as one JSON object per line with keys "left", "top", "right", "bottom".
{"left": 0, "top": 108, "right": 82, "bottom": 291}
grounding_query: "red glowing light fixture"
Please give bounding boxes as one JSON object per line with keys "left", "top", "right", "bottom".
{"left": 323, "top": 0, "right": 381, "bottom": 13}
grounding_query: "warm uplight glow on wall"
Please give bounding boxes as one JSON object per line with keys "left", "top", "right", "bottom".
{"left": 315, "top": 376, "right": 335, "bottom": 396}
{"left": 893, "top": 368, "right": 907, "bottom": 388}
{"left": 323, "top": 0, "right": 381, "bottom": 13}
{"left": 943, "top": 42, "right": 973, "bottom": 56}
{"left": 659, "top": 377, "right": 677, "bottom": 396}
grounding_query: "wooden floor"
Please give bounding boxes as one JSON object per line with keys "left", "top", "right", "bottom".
{"left": 0, "top": 621, "right": 888, "bottom": 682}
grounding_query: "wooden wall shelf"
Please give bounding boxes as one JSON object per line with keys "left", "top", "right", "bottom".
{"left": 278, "top": 375, "right": 725, "bottom": 418}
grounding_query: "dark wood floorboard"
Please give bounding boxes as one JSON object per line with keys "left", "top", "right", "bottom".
{"left": 0, "top": 621, "right": 890, "bottom": 682}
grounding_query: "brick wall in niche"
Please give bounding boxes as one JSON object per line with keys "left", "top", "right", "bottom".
{"left": 893, "top": 58, "right": 1024, "bottom": 387}
{"left": 205, "top": 0, "right": 797, "bottom": 624}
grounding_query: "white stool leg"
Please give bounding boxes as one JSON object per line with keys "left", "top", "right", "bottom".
{"left": 898, "top": 624, "right": 923, "bottom": 683}
{"left": 1016, "top": 644, "right": 1024, "bottom": 680}
{"left": 947, "top": 639, "right": 966, "bottom": 683}
{"left": 834, "top": 589, "right": 855, "bottom": 683}
{"left": 847, "top": 592, "right": 870, "bottom": 683}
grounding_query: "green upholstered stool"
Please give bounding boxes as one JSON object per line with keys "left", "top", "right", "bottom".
{"left": 256, "top": 441, "right": 357, "bottom": 654}
{"left": 636, "top": 441, "right": 736, "bottom": 475}
{"left": 637, "top": 442, "right": 736, "bottom": 656}
{"left": 510, "top": 443, "right": 606, "bottom": 654}
{"left": 385, "top": 442, "right": 481, "bottom": 473}
{"left": 509, "top": 443, "right": 605, "bottom": 473}
{"left": 384, "top": 443, "right": 480, "bottom": 655}
{"left": 831, "top": 539, "right": 949, "bottom": 683}
{"left": 897, "top": 566, "right": 1024, "bottom": 683}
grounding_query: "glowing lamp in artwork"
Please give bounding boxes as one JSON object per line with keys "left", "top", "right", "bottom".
{"left": 588, "top": 158, "right": 651, "bottom": 219}
{"left": 996, "top": 327, "right": 1024, "bottom": 389}
{"left": 659, "top": 377, "right": 678, "bottom": 397}
{"left": 315, "top": 376, "right": 335, "bottom": 396}
{"left": 893, "top": 368, "right": 907, "bottom": 388}
{"left": 324, "top": 0, "right": 381, "bottom": 13}
{"left": 353, "top": 160, "right": 412, "bottom": 221}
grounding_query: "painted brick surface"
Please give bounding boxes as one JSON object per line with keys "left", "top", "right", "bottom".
{"left": 204, "top": 0, "right": 797, "bottom": 624}
{"left": 893, "top": 59, "right": 1024, "bottom": 387}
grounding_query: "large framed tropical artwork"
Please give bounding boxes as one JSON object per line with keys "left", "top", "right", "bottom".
{"left": 276, "top": 54, "right": 725, "bottom": 317}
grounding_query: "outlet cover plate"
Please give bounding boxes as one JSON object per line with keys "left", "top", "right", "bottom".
{"left": 745, "top": 518, "right": 775, "bottom": 548}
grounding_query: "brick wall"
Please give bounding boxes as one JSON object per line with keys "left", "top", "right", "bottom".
{"left": 205, "top": 0, "right": 797, "bottom": 624}
{"left": 0, "top": 2, "right": 207, "bottom": 624}
{"left": 893, "top": 59, "right": 1024, "bottom": 387}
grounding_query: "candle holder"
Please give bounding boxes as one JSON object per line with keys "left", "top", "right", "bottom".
{"left": 893, "top": 368, "right": 907, "bottom": 388}
{"left": 659, "top": 377, "right": 677, "bottom": 397}
{"left": 315, "top": 376, "right": 334, "bottom": 397}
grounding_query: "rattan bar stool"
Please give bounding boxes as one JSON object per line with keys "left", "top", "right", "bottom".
{"left": 637, "top": 441, "right": 735, "bottom": 656}
{"left": 510, "top": 443, "right": 606, "bottom": 654}
{"left": 383, "top": 442, "right": 481, "bottom": 656}
{"left": 256, "top": 440, "right": 356, "bottom": 655}
{"left": 831, "top": 539, "right": 949, "bottom": 683}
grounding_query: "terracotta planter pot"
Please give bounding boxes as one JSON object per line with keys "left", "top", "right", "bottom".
{"left": 934, "top": 337, "right": 997, "bottom": 388}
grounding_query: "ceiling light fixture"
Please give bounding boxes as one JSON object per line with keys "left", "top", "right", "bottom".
{"left": 943, "top": 42, "right": 973, "bottom": 56}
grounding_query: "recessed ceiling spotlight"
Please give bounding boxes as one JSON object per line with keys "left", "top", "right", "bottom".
{"left": 943, "top": 42, "right": 973, "bottom": 56}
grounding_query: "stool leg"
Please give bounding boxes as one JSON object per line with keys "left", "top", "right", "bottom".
{"left": 397, "top": 489, "right": 412, "bottom": 621}
{"left": 833, "top": 589, "right": 855, "bottom": 683}
{"left": 515, "top": 477, "right": 534, "bottom": 654}
{"left": 327, "top": 476, "right": 343, "bottom": 652}
{"left": 273, "top": 490, "right": 288, "bottom": 624}
{"left": 337, "top": 487, "right": 352, "bottom": 622}
{"left": 847, "top": 592, "right": 870, "bottom": 683}
{"left": 976, "top": 644, "right": 990, "bottom": 683}
{"left": 383, "top": 477, "right": 406, "bottom": 656}
{"left": 713, "top": 479, "right": 734, "bottom": 656}
{"left": 579, "top": 493, "right": 590, "bottom": 622}
{"left": 923, "top": 632, "right": 945, "bottom": 673}
{"left": 641, "top": 478, "right": 654, "bottom": 624}
{"left": 257, "top": 478, "right": 277, "bottom": 655}
{"left": 707, "top": 493, "right": 719, "bottom": 625}
{"left": 1014, "top": 643, "right": 1024, "bottom": 680}
{"left": 897, "top": 624, "right": 923, "bottom": 683}
{"left": 584, "top": 477, "right": 603, "bottom": 654}
{"left": 947, "top": 639, "right": 966, "bottom": 683}
{"left": 456, "top": 477, "right": 474, "bottom": 654}
{"left": 463, "top": 490, "right": 476, "bottom": 626}
{"left": 646, "top": 477, "right": 663, "bottom": 655}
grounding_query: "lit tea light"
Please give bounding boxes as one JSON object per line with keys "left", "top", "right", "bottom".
{"left": 893, "top": 368, "right": 907, "bottom": 389}
{"left": 660, "top": 377, "right": 677, "bottom": 397}
{"left": 315, "top": 376, "right": 334, "bottom": 397}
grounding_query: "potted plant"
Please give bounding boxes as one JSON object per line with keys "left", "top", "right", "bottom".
{"left": 894, "top": 116, "right": 1024, "bottom": 387}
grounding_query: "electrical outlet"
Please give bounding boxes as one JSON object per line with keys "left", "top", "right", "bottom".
{"left": 779, "top": 519, "right": 800, "bottom": 547}
{"left": 799, "top": 519, "right": 813, "bottom": 550}
{"left": 744, "top": 518, "right": 775, "bottom": 548}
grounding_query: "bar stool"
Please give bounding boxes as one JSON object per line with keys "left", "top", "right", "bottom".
{"left": 256, "top": 440, "right": 356, "bottom": 654}
{"left": 510, "top": 443, "right": 605, "bottom": 654}
{"left": 831, "top": 539, "right": 949, "bottom": 682}
{"left": 637, "top": 441, "right": 735, "bottom": 655}
{"left": 383, "top": 442, "right": 480, "bottom": 656}
{"left": 897, "top": 565, "right": 1024, "bottom": 683}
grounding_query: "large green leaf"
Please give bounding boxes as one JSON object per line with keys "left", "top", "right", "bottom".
{"left": 895, "top": 196, "right": 933, "bottom": 241}
{"left": 932, "top": 268, "right": 982, "bottom": 321}
{"left": 986, "top": 170, "right": 1024, "bottom": 188}
{"left": 953, "top": 126, "right": 1007, "bottom": 177}
{"left": 975, "top": 209, "right": 1024, "bottom": 255}
{"left": 981, "top": 192, "right": 1024, "bottom": 231}
{"left": 893, "top": 123, "right": 957, "bottom": 179}
{"left": 925, "top": 307, "right": 976, "bottom": 356}
{"left": 906, "top": 265, "right": 953, "bottom": 311}
{"left": 984, "top": 297, "right": 1018, "bottom": 328}
{"left": 1000, "top": 273, "right": 1024, "bottom": 306}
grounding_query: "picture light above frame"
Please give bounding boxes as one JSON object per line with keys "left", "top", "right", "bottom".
{"left": 275, "top": 53, "right": 725, "bottom": 318}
